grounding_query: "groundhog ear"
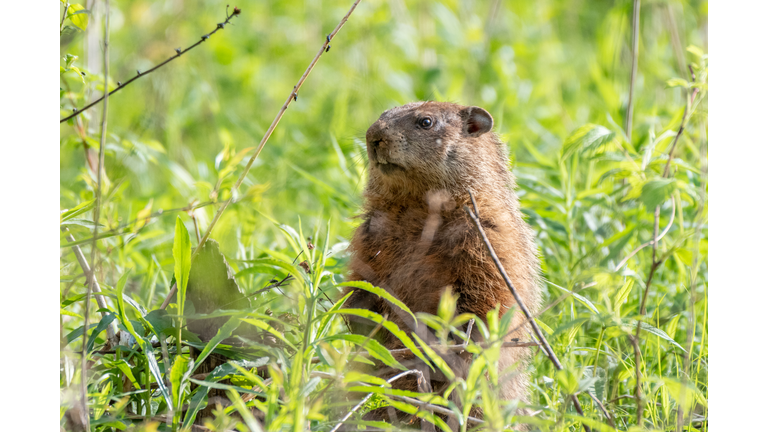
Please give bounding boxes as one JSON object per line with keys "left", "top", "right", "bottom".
{"left": 462, "top": 106, "right": 494, "bottom": 136}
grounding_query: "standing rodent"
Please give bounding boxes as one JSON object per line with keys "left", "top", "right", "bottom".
{"left": 343, "top": 101, "right": 541, "bottom": 428}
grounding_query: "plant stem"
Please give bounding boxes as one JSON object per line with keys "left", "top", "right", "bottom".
{"left": 60, "top": 2, "right": 70, "bottom": 34}
{"left": 624, "top": 0, "right": 641, "bottom": 144}
{"left": 81, "top": 1, "right": 110, "bottom": 429}
{"left": 464, "top": 192, "right": 590, "bottom": 432}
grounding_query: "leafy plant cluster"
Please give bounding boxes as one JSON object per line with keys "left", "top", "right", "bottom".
{"left": 60, "top": 0, "right": 708, "bottom": 431}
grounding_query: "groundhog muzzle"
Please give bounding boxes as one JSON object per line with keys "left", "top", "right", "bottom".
{"left": 344, "top": 101, "right": 541, "bottom": 428}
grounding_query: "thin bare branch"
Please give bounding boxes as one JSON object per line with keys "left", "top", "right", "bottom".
{"left": 81, "top": 1, "right": 110, "bottom": 429}
{"left": 60, "top": 7, "right": 241, "bottom": 123}
{"left": 161, "top": 0, "right": 362, "bottom": 310}
{"left": 61, "top": 226, "right": 118, "bottom": 348}
{"left": 587, "top": 392, "right": 615, "bottom": 428}
{"left": 464, "top": 191, "right": 590, "bottom": 432}
{"left": 60, "top": 2, "right": 70, "bottom": 34}
{"left": 330, "top": 370, "right": 425, "bottom": 432}
{"left": 616, "top": 199, "right": 675, "bottom": 271}
{"left": 624, "top": 0, "right": 641, "bottom": 143}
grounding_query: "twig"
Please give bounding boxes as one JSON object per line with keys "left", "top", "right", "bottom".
{"left": 81, "top": 2, "right": 110, "bottom": 429}
{"left": 615, "top": 199, "right": 675, "bottom": 271}
{"left": 161, "top": 0, "right": 362, "bottom": 310}
{"left": 330, "top": 369, "right": 425, "bottom": 432}
{"left": 462, "top": 318, "right": 474, "bottom": 349}
{"left": 60, "top": 2, "right": 70, "bottom": 34}
{"left": 390, "top": 394, "right": 484, "bottom": 426}
{"left": 586, "top": 392, "right": 615, "bottom": 428}
{"left": 624, "top": 0, "right": 641, "bottom": 143}
{"left": 61, "top": 226, "right": 118, "bottom": 348}
{"left": 60, "top": 6, "right": 242, "bottom": 123}
{"left": 464, "top": 191, "right": 590, "bottom": 432}
{"left": 663, "top": 66, "right": 700, "bottom": 179}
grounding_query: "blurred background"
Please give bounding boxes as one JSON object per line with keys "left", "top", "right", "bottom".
{"left": 61, "top": 0, "right": 707, "bottom": 258}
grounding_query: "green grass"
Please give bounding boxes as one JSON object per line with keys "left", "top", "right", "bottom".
{"left": 59, "top": 0, "right": 708, "bottom": 430}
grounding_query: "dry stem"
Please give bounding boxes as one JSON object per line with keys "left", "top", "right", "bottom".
{"left": 464, "top": 191, "right": 590, "bottom": 432}
{"left": 61, "top": 227, "right": 118, "bottom": 347}
{"left": 81, "top": 1, "right": 110, "bottom": 429}
{"left": 624, "top": 0, "right": 641, "bottom": 143}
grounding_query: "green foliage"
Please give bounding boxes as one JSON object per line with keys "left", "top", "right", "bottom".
{"left": 60, "top": 0, "right": 707, "bottom": 431}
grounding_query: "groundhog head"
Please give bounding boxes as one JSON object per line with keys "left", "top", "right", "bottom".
{"left": 365, "top": 101, "right": 500, "bottom": 195}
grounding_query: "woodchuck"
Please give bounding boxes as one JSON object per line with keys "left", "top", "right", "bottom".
{"left": 343, "top": 101, "right": 541, "bottom": 428}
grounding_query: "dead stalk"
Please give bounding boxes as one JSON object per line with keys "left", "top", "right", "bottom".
{"left": 81, "top": 1, "right": 110, "bottom": 428}
{"left": 624, "top": 0, "right": 641, "bottom": 143}
{"left": 464, "top": 191, "right": 590, "bottom": 432}
{"left": 61, "top": 227, "right": 118, "bottom": 347}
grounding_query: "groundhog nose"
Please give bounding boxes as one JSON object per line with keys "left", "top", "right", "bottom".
{"left": 366, "top": 121, "right": 390, "bottom": 147}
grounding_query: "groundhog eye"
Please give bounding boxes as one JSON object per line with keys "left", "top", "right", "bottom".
{"left": 419, "top": 117, "right": 433, "bottom": 128}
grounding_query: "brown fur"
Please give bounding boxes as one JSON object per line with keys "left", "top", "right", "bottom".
{"left": 343, "top": 102, "right": 541, "bottom": 428}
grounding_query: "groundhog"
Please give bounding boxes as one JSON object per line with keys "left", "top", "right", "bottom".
{"left": 343, "top": 101, "right": 542, "bottom": 429}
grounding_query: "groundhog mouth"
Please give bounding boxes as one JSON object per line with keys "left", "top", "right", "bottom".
{"left": 375, "top": 161, "right": 405, "bottom": 175}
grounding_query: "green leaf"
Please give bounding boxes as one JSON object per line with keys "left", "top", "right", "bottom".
{"left": 115, "top": 271, "right": 143, "bottom": 347}
{"left": 60, "top": 308, "right": 82, "bottom": 319}
{"left": 173, "top": 217, "right": 191, "bottom": 316}
{"left": 240, "top": 318, "right": 297, "bottom": 351}
{"left": 632, "top": 321, "right": 686, "bottom": 352}
{"left": 226, "top": 388, "right": 265, "bottom": 432}
{"left": 193, "top": 316, "right": 241, "bottom": 370}
{"left": 612, "top": 279, "right": 634, "bottom": 317}
{"left": 320, "top": 334, "right": 405, "bottom": 370}
{"left": 561, "top": 124, "right": 615, "bottom": 161}
{"left": 662, "top": 377, "right": 707, "bottom": 414}
{"left": 666, "top": 78, "right": 690, "bottom": 88}
{"left": 146, "top": 350, "right": 172, "bottom": 408}
{"left": 534, "top": 318, "right": 553, "bottom": 335}
{"left": 63, "top": 53, "right": 78, "bottom": 68}
{"left": 86, "top": 313, "right": 116, "bottom": 352}
{"left": 686, "top": 45, "right": 705, "bottom": 59}
{"left": 315, "top": 290, "right": 353, "bottom": 339}
{"left": 66, "top": 4, "right": 89, "bottom": 30}
{"left": 235, "top": 257, "right": 304, "bottom": 282}
{"left": 640, "top": 178, "right": 675, "bottom": 210}
{"left": 110, "top": 359, "right": 140, "bottom": 389}
{"left": 326, "top": 309, "right": 433, "bottom": 370}
{"left": 412, "top": 333, "right": 455, "bottom": 380}
{"left": 340, "top": 280, "right": 416, "bottom": 324}
{"left": 170, "top": 356, "right": 189, "bottom": 406}
{"left": 61, "top": 200, "right": 95, "bottom": 223}
{"left": 187, "top": 378, "right": 263, "bottom": 395}
{"left": 545, "top": 280, "right": 599, "bottom": 314}
{"left": 170, "top": 356, "right": 192, "bottom": 426}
